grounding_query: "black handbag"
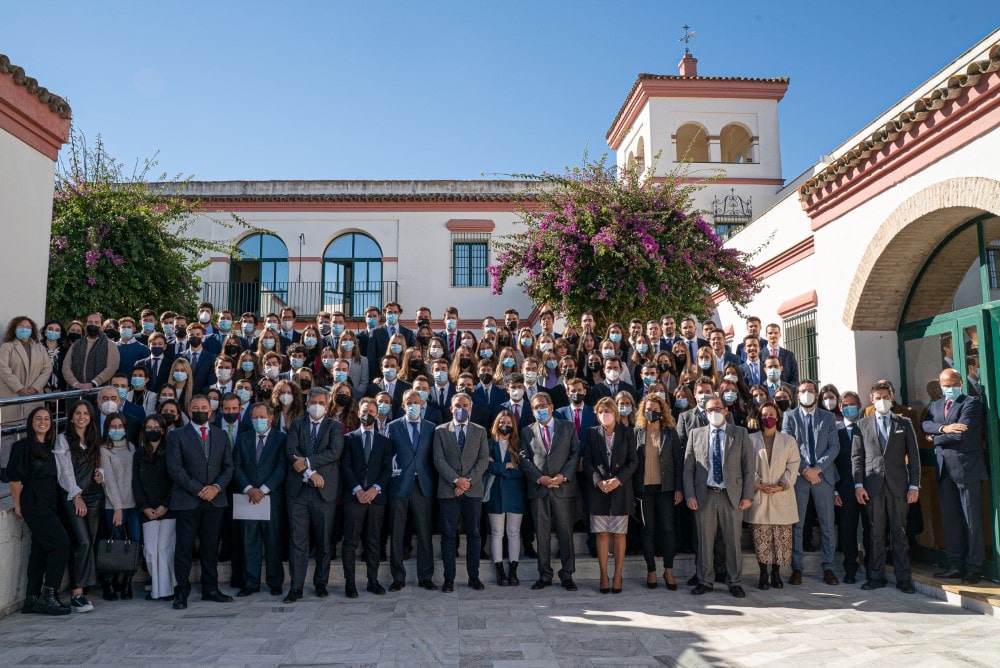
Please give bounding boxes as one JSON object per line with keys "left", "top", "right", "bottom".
{"left": 95, "top": 525, "right": 140, "bottom": 575}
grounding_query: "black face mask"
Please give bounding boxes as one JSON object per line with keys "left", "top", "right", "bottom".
{"left": 188, "top": 336, "right": 203, "bottom": 349}
{"left": 359, "top": 413, "right": 376, "bottom": 426}
{"left": 565, "top": 335, "right": 579, "bottom": 346}
{"left": 258, "top": 388, "right": 272, "bottom": 400}
{"left": 457, "top": 387, "right": 473, "bottom": 396}
{"left": 569, "top": 392, "right": 584, "bottom": 404}
{"left": 104, "top": 328, "right": 120, "bottom": 342}
{"left": 175, "top": 326, "right": 187, "bottom": 338}
{"left": 67, "top": 332, "right": 82, "bottom": 344}
{"left": 417, "top": 318, "right": 430, "bottom": 328}
{"left": 190, "top": 411, "right": 210, "bottom": 425}
{"left": 505, "top": 321, "right": 517, "bottom": 330}
{"left": 223, "top": 412, "right": 238, "bottom": 424}
{"left": 645, "top": 410, "right": 662, "bottom": 423}
{"left": 417, "top": 335, "right": 431, "bottom": 346}
{"left": 300, "top": 379, "right": 312, "bottom": 390}
{"left": 85, "top": 325, "right": 101, "bottom": 338}
{"left": 497, "top": 338, "right": 511, "bottom": 348}
{"left": 144, "top": 429, "right": 162, "bottom": 442}
{"left": 335, "top": 394, "right": 351, "bottom": 407}
{"left": 562, "top": 369, "right": 576, "bottom": 380}
{"left": 459, "top": 358, "right": 472, "bottom": 369}
{"left": 161, "top": 414, "right": 176, "bottom": 427}
{"left": 224, "top": 345, "right": 241, "bottom": 356}
{"left": 497, "top": 425, "right": 513, "bottom": 436}
{"left": 675, "top": 355, "right": 687, "bottom": 367}
{"left": 588, "top": 361, "right": 602, "bottom": 372}
{"left": 775, "top": 399, "right": 791, "bottom": 411}
{"left": 478, "top": 373, "right": 493, "bottom": 385}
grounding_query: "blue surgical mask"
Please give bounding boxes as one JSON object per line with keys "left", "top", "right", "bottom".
{"left": 303, "top": 336, "right": 318, "bottom": 348}
{"left": 242, "top": 322, "right": 255, "bottom": 334}
{"left": 417, "top": 390, "right": 429, "bottom": 401}
{"left": 116, "top": 387, "right": 128, "bottom": 400}
{"left": 643, "top": 376, "right": 655, "bottom": 387}
{"left": 163, "top": 323, "right": 175, "bottom": 336}
{"left": 119, "top": 327, "right": 133, "bottom": 340}
{"left": 366, "top": 316, "right": 379, "bottom": 329}
{"left": 341, "top": 340, "right": 355, "bottom": 352}
{"left": 698, "top": 360, "right": 712, "bottom": 370}
{"left": 485, "top": 325, "right": 497, "bottom": 334}
{"left": 723, "top": 390, "right": 738, "bottom": 404}
{"left": 520, "top": 337, "right": 533, "bottom": 348}
{"left": 15, "top": 326, "right": 32, "bottom": 341}
{"left": 172, "top": 371, "right": 188, "bottom": 383}
{"left": 841, "top": 405, "right": 859, "bottom": 420}
{"left": 601, "top": 349, "right": 614, "bottom": 359}
{"left": 675, "top": 397, "right": 689, "bottom": 409}
{"left": 141, "top": 322, "right": 155, "bottom": 334}
{"left": 389, "top": 344, "right": 403, "bottom": 355}
{"left": 386, "top": 313, "right": 399, "bottom": 326}
{"left": 382, "top": 368, "right": 398, "bottom": 381}
{"left": 545, "top": 359, "right": 558, "bottom": 370}
{"left": 453, "top": 407, "right": 470, "bottom": 423}
{"left": 377, "top": 402, "right": 391, "bottom": 415}
{"left": 241, "top": 361, "right": 255, "bottom": 372}
{"left": 265, "top": 322, "right": 279, "bottom": 331}
{"left": 130, "top": 377, "right": 146, "bottom": 389}
{"left": 445, "top": 318, "right": 457, "bottom": 331}
{"left": 766, "top": 368, "right": 781, "bottom": 382}
{"left": 942, "top": 386, "right": 962, "bottom": 401}
{"left": 405, "top": 404, "right": 421, "bottom": 420}
{"left": 252, "top": 418, "right": 269, "bottom": 434}
{"left": 480, "top": 349, "right": 493, "bottom": 359}
{"left": 333, "top": 370, "right": 348, "bottom": 383}
{"left": 108, "top": 428, "right": 126, "bottom": 441}
{"left": 218, "top": 319, "right": 233, "bottom": 332}
{"left": 433, "top": 371, "right": 449, "bottom": 384}
{"left": 501, "top": 358, "right": 515, "bottom": 369}
{"left": 609, "top": 333, "right": 622, "bottom": 344}
{"left": 262, "top": 338, "right": 276, "bottom": 349}
{"left": 290, "top": 358, "right": 305, "bottom": 369}
{"left": 331, "top": 324, "right": 345, "bottom": 336}
{"left": 533, "top": 408, "right": 550, "bottom": 423}
{"left": 45, "top": 330, "right": 61, "bottom": 341}
{"left": 636, "top": 344, "right": 648, "bottom": 354}
{"left": 236, "top": 388, "right": 252, "bottom": 403}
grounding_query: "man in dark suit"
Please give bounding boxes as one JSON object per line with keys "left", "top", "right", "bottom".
{"left": 357, "top": 305, "right": 382, "bottom": 383}
{"left": 764, "top": 323, "right": 799, "bottom": 386}
{"left": 763, "top": 356, "right": 797, "bottom": 407}
{"left": 834, "top": 391, "right": 871, "bottom": 584}
{"left": 783, "top": 380, "right": 840, "bottom": 585}
{"left": 428, "top": 358, "right": 456, "bottom": 420}
{"left": 411, "top": 376, "right": 443, "bottom": 425}
{"left": 473, "top": 360, "right": 508, "bottom": 415}
{"left": 387, "top": 390, "right": 438, "bottom": 591}
{"left": 589, "top": 357, "right": 639, "bottom": 403}
{"left": 853, "top": 381, "right": 921, "bottom": 594}
{"left": 659, "top": 315, "right": 681, "bottom": 351}
{"left": 496, "top": 375, "right": 535, "bottom": 430}
{"left": 184, "top": 323, "right": 217, "bottom": 395}
{"left": 284, "top": 387, "right": 345, "bottom": 602}
{"left": 437, "top": 306, "right": 462, "bottom": 359}
{"left": 519, "top": 392, "right": 579, "bottom": 591}
{"left": 683, "top": 396, "right": 754, "bottom": 598}
{"left": 233, "top": 402, "right": 287, "bottom": 597}
{"left": 433, "top": 392, "right": 490, "bottom": 592}
{"left": 371, "top": 302, "right": 415, "bottom": 370}
{"left": 215, "top": 392, "right": 252, "bottom": 586}
{"left": 455, "top": 375, "right": 491, "bottom": 429}
{"left": 708, "top": 330, "right": 741, "bottom": 373}
{"left": 555, "top": 379, "right": 596, "bottom": 440}
{"left": 133, "top": 332, "right": 173, "bottom": 392}
{"left": 166, "top": 395, "right": 234, "bottom": 609}
{"left": 922, "top": 368, "right": 986, "bottom": 584}
{"left": 738, "top": 336, "right": 767, "bottom": 388}
{"left": 364, "top": 356, "right": 412, "bottom": 416}
{"left": 678, "top": 317, "right": 709, "bottom": 364}
{"left": 735, "top": 317, "right": 768, "bottom": 362}
{"left": 341, "top": 399, "right": 393, "bottom": 598}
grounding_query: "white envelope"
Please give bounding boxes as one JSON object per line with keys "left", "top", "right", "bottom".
{"left": 233, "top": 493, "right": 271, "bottom": 521}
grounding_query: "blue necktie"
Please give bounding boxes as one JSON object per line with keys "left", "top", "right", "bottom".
{"left": 458, "top": 425, "right": 466, "bottom": 453}
{"left": 712, "top": 429, "right": 724, "bottom": 485}
{"left": 806, "top": 413, "right": 816, "bottom": 465}
{"left": 309, "top": 421, "right": 319, "bottom": 456}
{"left": 751, "top": 363, "right": 759, "bottom": 385}
{"left": 878, "top": 416, "right": 888, "bottom": 451}
{"left": 364, "top": 430, "right": 372, "bottom": 463}
{"left": 410, "top": 422, "right": 420, "bottom": 452}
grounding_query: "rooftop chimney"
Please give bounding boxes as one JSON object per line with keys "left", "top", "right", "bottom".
{"left": 678, "top": 53, "right": 698, "bottom": 77}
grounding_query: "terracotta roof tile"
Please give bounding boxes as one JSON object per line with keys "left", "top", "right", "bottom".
{"left": 0, "top": 54, "right": 71, "bottom": 119}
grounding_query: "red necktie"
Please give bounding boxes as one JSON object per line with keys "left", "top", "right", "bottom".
{"left": 200, "top": 426, "right": 208, "bottom": 441}
{"left": 513, "top": 404, "right": 520, "bottom": 423}
{"left": 944, "top": 399, "right": 953, "bottom": 419}
{"left": 573, "top": 408, "right": 581, "bottom": 436}
{"left": 771, "top": 347, "right": 777, "bottom": 358}
{"left": 449, "top": 334, "right": 455, "bottom": 354}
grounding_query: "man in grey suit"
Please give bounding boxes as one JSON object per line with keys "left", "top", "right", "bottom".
{"left": 852, "top": 381, "right": 920, "bottom": 594}
{"left": 782, "top": 379, "right": 840, "bottom": 585}
{"left": 433, "top": 392, "right": 490, "bottom": 593}
{"left": 283, "top": 387, "right": 345, "bottom": 603}
{"left": 166, "top": 395, "right": 235, "bottom": 610}
{"left": 683, "top": 395, "right": 754, "bottom": 598}
{"left": 922, "top": 368, "right": 986, "bottom": 584}
{"left": 519, "top": 392, "right": 580, "bottom": 591}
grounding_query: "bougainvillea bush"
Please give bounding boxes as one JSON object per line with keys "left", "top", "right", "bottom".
{"left": 47, "top": 132, "right": 248, "bottom": 323}
{"left": 488, "top": 157, "right": 762, "bottom": 328}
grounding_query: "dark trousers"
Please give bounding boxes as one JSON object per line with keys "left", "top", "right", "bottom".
{"left": 867, "top": 491, "right": 912, "bottom": 581}
{"left": 836, "top": 493, "right": 871, "bottom": 577}
{"left": 640, "top": 486, "right": 677, "bottom": 572}
{"left": 288, "top": 487, "right": 336, "bottom": 590}
{"left": 242, "top": 500, "right": 284, "bottom": 590}
{"left": 343, "top": 501, "right": 385, "bottom": 585}
{"left": 23, "top": 506, "right": 70, "bottom": 594}
{"left": 389, "top": 484, "right": 434, "bottom": 583}
{"left": 938, "top": 468, "right": 984, "bottom": 572}
{"left": 576, "top": 472, "right": 596, "bottom": 552}
{"left": 530, "top": 494, "right": 575, "bottom": 582}
{"left": 60, "top": 498, "right": 101, "bottom": 590}
{"left": 174, "top": 503, "right": 224, "bottom": 598}
{"left": 695, "top": 490, "right": 743, "bottom": 587}
{"left": 440, "top": 495, "right": 482, "bottom": 581}
{"left": 219, "top": 485, "right": 245, "bottom": 586}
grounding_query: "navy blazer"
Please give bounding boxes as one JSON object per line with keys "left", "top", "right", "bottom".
{"left": 166, "top": 422, "right": 234, "bottom": 511}
{"left": 589, "top": 380, "right": 640, "bottom": 404}
{"left": 473, "top": 383, "right": 509, "bottom": 413}
{"left": 736, "top": 337, "right": 768, "bottom": 362}
{"left": 922, "top": 393, "right": 987, "bottom": 485}
{"left": 739, "top": 360, "right": 767, "bottom": 388}
{"left": 428, "top": 383, "right": 456, "bottom": 421}
{"left": 387, "top": 417, "right": 436, "bottom": 498}
{"left": 763, "top": 346, "right": 799, "bottom": 386}
{"left": 342, "top": 427, "right": 393, "bottom": 505}
{"left": 284, "top": 416, "right": 345, "bottom": 502}
{"left": 484, "top": 439, "right": 526, "bottom": 515}
{"left": 133, "top": 354, "right": 173, "bottom": 392}
{"left": 835, "top": 421, "right": 860, "bottom": 498}
{"left": 554, "top": 404, "right": 597, "bottom": 449}
{"left": 364, "top": 377, "right": 413, "bottom": 415}
{"left": 782, "top": 406, "right": 839, "bottom": 485}
{"left": 495, "top": 400, "right": 535, "bottom": 430}
{"left": 234, "top": 428, "right": 287, "bottom": 495}
{"left": 185, "top": 348, "right": 218, "bottom": 395}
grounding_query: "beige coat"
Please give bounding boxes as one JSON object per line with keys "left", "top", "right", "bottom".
{"left": 0, "top": 340, "right": 53, "bottom": 423}
{"left": 745, "top": 430, "right": 800, "bottom": 526}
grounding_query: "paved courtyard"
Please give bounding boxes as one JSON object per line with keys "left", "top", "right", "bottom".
{"left": 0, "top": 576, "right": 997, "bottom": 667}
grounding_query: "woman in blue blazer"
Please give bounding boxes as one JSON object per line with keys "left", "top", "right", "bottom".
{"left": 484, "top": 409, "right": 526, "bottom": 587}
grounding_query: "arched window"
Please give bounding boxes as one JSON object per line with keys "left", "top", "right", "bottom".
{"left": 635, "top": 137, "right": 646, "bottom": 172}
{"left": 230, "top": 234, "right": 288, "bottom": 316}
{"left": 323, "top": 233, "right": 383, "bottom": 318}
{"left": 720, "top": 124, "right": 753, "bottom": 163}
{"left": 675, "top": 123, "right": 709, "bottom": 162}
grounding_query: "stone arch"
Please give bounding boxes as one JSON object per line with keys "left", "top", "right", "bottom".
{"left": 844, "top": 177, "right": 1000, "bottom": 330}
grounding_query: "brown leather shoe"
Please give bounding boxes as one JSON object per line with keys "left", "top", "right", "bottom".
{"left": 788, "top": 569, "right": 802, "bottom": 585}
{"left": 823, "top": 570, "right": 840, "bottom": 585}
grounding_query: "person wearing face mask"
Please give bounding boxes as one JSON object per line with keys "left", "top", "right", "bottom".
{"left": 763, "top": 356, "right": 797, "bottom": 408}
{"left": 433, "top": 393, "right": 490, "bottom": 593}
{"left": 133, "top": 309, "right": 158, "bottom": 347}
{"left": 387, "top": 389, "right": 439, "bottom": 591}
{"left": 165, "top": 395, "right": 234, "bottom": 609}
{"left": 484, "top": 410, "right": 528, "bottom": 587}
{"left": 135, "top": 332, "right": 173, "bottom": 394}
{"left": 269, "top": 380, "right": 304, "bottom": 432}
{"left": 819, "top": 384, "right": 842, "bottom": 422}
{"left": 0, "top": 316, "right": 52, "bottom": 432}
{"left": 113, "top": 316, "right": 150, "bottom": 376}
{"left": 922, "top": 368, "right": 986, "bottom": 584}
{"left": 718, "top": 379, "right": 746, "bottom": 428}
{"left": 62, "top": 312, "right": 121, "bottom": 390}
{"left": 237, "top": 312, "right": 260, "bottom": 350}
{"left": 832, "top": 391, "right": 872, "bottom": 585}
{"left": 763, "top": 323, "right": 799, "bottom": 387}
{"left": 497, "top": 375, "right": 534, "bottom": 430}
{"left": 207, "top": 309, "right": 236, "bottom": 354}
{"left": 283, "top": 387, "right": 345, "bottom": 602}
{"left": 852, "top": 381, "right": 921, "bottom": 594}
{"left": 683, "top": 396, "right": 754, "bottom": 598}
{"left": 210, "top": 355, "right": 237, "bottom": 397}
{"left": 473, "top": 359, "right": 508, "bottom": 414}
{"left": 133, "top": 414, "right": 175, "bottom": 601}
{"left": 166, "top": 357, "right": 195, "bottom": 411}
{"left": 436, "top": 306, "right": 462, "bottom": 357}
{"left": 555, "top": 376, "right": 598, "bottom": 557}
{"left": 370, "top": 302, "right": 415, "bottom": 378}
{"left": 127, "top": 367, "right": 158, "bottom": 416}
{"left": 170, "top": 315, "right": 191, "bottom": 357}
{"left": 275, "top": 307, "right": 300, "bottom": 349}
{"left": 98, "top": 414, "right": 140, "bottom": 601}
{"left": 781, "top": 379, "right": 841, "bottom": 586}
{"left": 591, "top": 357, "right": 638, "bottom": 404}
{"left": 746, "top": 400, "right": 800, "bottom": 592}
{"left": 520, "top": 357, "right": 547, "bottom": 404}
{"left": 184, "top": 323, "right": 218, "bottom": 395}
{"left": 372, "top": 390, "right": 395, "bottom": 433}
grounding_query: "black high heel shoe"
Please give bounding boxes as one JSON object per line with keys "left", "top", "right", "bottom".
{"left": 646, "top": 572, "right": 658, "bottom": 589}
{"left": 663, "top": 573, "right": 678, "bottom": 591}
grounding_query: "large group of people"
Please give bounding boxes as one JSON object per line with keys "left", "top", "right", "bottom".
{"left": 0, "top": 302, "right": 983, "bottom": 615}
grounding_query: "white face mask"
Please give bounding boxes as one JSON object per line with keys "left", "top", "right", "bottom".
{"left": 605, "top": 370, "right": 620, "bottom": 382}
{"left": 723, "top": 374, "right": 739, "bottom": 384}
{"left": 101, "top": 400, "right": 119, "bottom": 415}
{"left": 524, "top": 371, "right": 538, "bottom": 385}
{"left": 822, "top": 398, "right": 837, "bottom": 411}
{"left": 279, "top": 393, "right": 294, "bottom": 406}
{"left": 707, "top": 411, "right": 726, "bottom": 428}
{"left": 307, "top": 404, "right": 326, "bottom": 419}
{"left": 509, "top": 388, "right": 525, "bottom": 402}
{"left": 798, "top": 391, "right": 816, "bottom": 407}
{"left": 539, "top": 342, "right": 553, "bottom": 352}
{"left": 216, "top": 368, "right": 232, "bottom": 383}
{"left": 429, "top": 347, "right": 443, "bottom": 359}
{"left": 874, "top": 398, "right": 893, "bottom": 415}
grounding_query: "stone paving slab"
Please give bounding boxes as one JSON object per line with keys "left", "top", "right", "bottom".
{"left": 0, "top": 577, "right": 997, "bottom": 667}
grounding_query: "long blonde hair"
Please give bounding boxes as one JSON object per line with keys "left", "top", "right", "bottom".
{"left": 490, "top": 410, "right": 519, "bottom": 465}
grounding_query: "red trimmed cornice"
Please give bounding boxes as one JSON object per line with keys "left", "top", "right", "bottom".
{"left": 445, "top": 219, "right": 496, "bottom": 232}
{"left": 194, "top": 200, "right": 524, "bottom": 213}
{"left": 776, "top": 290, "right": 818, "bottom": 318}
{"left": 0, "top": 64, "right": 71, "bottom": 160}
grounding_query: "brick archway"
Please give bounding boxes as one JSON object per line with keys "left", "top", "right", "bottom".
{"left": 844, "top": 177, "right": 1000, "bottom": 330}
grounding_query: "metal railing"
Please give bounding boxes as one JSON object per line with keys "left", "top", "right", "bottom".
{"left": 199, "top": 281, "right": 398, "bottom": 320}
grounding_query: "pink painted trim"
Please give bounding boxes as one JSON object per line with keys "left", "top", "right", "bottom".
{"left": 711, "top": 237, "right": 814, "bottom": 305}
{"left": 663, "top": 176, "right": 785, "bottom": 186}
{"left": 804, "top": 72, "right": 1000, "bottom": 229}
{"left": 195, "top": 201, "right": 524, "bottom": 213}
{"left": 209, "top": 256, "right": 231, "bottom": 264}
{"left": 608, "top": 78, "right": 789, "bottom": 149}
{"left": 723, "top": 324, "right": 734, "bottom": 338}
{"left": 446, "top": 219, "right": 496, "bottom": 232}
{"left": 776, "top": 290, "right": 818, "bottom": 318}
{"left": 0, "top": 74, "right": 71, "bottom": 160}
{"left": 382, "top": 257, "right": 398, "bottom": 263}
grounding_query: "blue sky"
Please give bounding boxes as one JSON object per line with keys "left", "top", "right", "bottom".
{"left": 3, "top": 2, "right": 998, "bottom": 183}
